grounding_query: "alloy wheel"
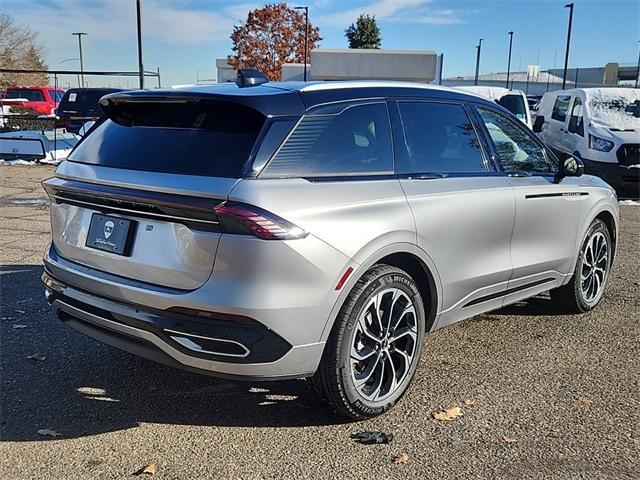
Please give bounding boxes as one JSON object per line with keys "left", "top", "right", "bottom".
{"left": 580, "top": 231, "right": 609, "bottom": 303}
{"left": 350, "top": 288, "right": 418, "bottom": 402}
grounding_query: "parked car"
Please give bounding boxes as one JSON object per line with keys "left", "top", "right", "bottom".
{"left": 42, "top": 78, "right": 619, "bottom": 419}
{"left": 534, "top": 88, "right": 639, "bottom": 198}
{"left": 55, "top": 88, "right": 123, "bottom": 134}
{"left": 1, "top": 86, "right": 64, "bottom": 116}
{"left": 455, "top": 86, "right": 532, "bottom": 128}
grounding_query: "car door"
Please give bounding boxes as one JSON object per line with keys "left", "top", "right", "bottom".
{"left": 565, "top": 96, "right": 585, "bottom": 156}
{"left": 474, "top": 105, "right": 584, "bottom": 305}
{"left": 23, "top": 88, "right": 48, "bottom": 115}
{"left": 390, "top": 100, "right": 516, "bottom": 328}
{"left": 545, "top": 94, "right": 572, "bottom": 154}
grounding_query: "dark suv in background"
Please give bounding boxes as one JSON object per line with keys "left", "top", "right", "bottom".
{"left": 55, "top": 88, "right": 123, "bottom": 134}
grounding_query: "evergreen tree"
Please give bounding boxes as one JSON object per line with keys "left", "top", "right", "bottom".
{"left": 345, "top": 14, "right": 381, "bottom": 49}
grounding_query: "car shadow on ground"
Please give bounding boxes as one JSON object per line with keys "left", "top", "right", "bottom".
{"left": 0, "top": 264, "right": 565, "bottom": 442}
{"left": 491, "top": 294, "right": 570, "bottom": 316}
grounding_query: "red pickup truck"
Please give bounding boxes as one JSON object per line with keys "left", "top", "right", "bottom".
{"left": 1, "top": 86, "right": 65, "bottom": 116}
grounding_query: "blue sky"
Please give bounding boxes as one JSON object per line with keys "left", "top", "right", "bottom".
{"left": 3, "top": 0, "right": 639, "bottom": 87}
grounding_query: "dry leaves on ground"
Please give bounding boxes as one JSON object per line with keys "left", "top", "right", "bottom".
{"left": 578, "top": 396, "right": 593, "bottom": 406}
{"left": 37, "top": 428, "right": 61, "bottom": 437}
{"left": 392, "top": 453, "right": 410, "bottom": 464}
{"left": 26, "top": 354, "right": 46, "bottom": 361}
{"left": 12, "top": 324, "right": 27, "bottom": 329}
{"left": 503, "top": 436, "right": 518, "bottom": 444}
{"left": 464, "top": 399, "right": 475, "bottom": 407}
{"left": 135, "top": 464, "right": 157, "bottom": 476}
{"left": 432, "top": 406, "right": 463, "bottom": 422}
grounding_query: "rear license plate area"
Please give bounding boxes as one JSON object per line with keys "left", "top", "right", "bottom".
{"left": 85, "top": 213, "right": 135, "bottom": 255}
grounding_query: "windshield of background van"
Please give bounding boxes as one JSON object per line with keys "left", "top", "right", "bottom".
{"left": 68, "top": 100, "right": 265, "bottom": 178}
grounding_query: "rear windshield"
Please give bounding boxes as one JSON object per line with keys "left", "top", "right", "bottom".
{"left": 497, "top": 94, "right": 527, "bottom": 121}
{"left": 68, "top": 100, "right": 265, "bottom": 178}
{"left": 59, "top": 90, "right": 114, "bottom": 115}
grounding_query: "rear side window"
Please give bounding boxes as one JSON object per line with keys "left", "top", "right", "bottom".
{"left": 397, "top": 102, "right": 486, "bottom": 174}
{"left": 5, "top": 88, "right": 45, "bottom": 101}
{"left": 551, "top": 95, "right": 571, "bottom": 122}
{"left": 497, "top": 94, "right": 527, "bottom": 122}
{"left": 262, "top": 102, "right": 393, "bottom": 177}
{"left": 68, "top": 100, "right": 265, "bottom": 178}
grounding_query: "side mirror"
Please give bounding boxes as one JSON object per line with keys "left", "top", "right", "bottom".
{"left": 559, "top": 154, "right": 584, "bottom": 178}
{"left": 532, "top": 116, "right": 544, "bottom": 133}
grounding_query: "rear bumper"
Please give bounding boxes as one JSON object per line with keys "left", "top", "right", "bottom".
{"left": 43, "top": 269, "right": 325, "bottom": 380}
{"left": 583, "top": 159, "right": 639, "bottom": 199}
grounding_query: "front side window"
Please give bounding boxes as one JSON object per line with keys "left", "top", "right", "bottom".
{"left": 551, "top": 95, "right": 571, "bottom": 122}
{"left": 262, "top": 102, "right": 393, "bottom": 177}
{"left": 568, "top": 97, "right": 584, "bottom": 136}
{"left": 397, "top": 102, "right": 486, "bottom": 174}
{"left": 477, "top": 107, "right": 556, "bottom": 175}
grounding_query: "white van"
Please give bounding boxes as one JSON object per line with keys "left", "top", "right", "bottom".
{"left": 534, "top": 88, "right": 639, "bottom": 197}
{"left": 455, "top": 86, "right": 532, "bottom": 128}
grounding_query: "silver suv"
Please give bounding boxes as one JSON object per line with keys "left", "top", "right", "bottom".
{"left": 42, "top": 79, "right": 619, "bottom": 419}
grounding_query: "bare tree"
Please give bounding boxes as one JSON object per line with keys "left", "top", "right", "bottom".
{"left": 0, "top": 12, "right": 49, "bottom": 87}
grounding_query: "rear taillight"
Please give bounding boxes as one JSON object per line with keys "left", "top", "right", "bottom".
{"left": 214, "top": 201, "right": 308, "bottom": 240}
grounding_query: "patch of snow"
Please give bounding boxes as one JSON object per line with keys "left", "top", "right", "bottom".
{"left": 0, "top": 159, "right": 35, "bottom": 166}
{"left": 619, "top": 199, "right": 640, "bottom": 206}
{"left": 10, "top": 198, "right": 50, "bottom": 206}
{"left": 455, "top": 86, "right": 515, "bottom": 101}
{"left": 586, "top": 88, "right": 640, "bottom": 130}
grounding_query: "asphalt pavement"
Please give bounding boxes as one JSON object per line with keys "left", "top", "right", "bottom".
{"left": 1, "top": 165, "right": 638, "bottom": 479}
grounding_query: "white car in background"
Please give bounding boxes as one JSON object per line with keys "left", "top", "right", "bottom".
{"left": 455, "top": 86, "right": 532, "bottom": 128}
{"left": 533, "top": 88, "right": 639, "bottom": 198}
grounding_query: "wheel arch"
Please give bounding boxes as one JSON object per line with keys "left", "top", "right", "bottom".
{"left": 319, "top": 243, "right": 443, "bottom": 342}
{"left": 594, "top": 209, "right": 617, "bottom": 261}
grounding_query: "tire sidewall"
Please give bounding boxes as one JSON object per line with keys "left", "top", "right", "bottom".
{"left": 337, "top": 269, "right": 425, "bottom": 417}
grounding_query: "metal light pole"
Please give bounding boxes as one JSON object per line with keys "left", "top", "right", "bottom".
{"left": 59, "top": 58, "right": 80, "bottom": 87}
{"left": 71, "top": 33, "right": 87, "bottom": 88}
{"left": 635, "top": 41, "right": 640, "bottom": 88}
{"left": 474, "top": 39, "right": 483, "bottom": 86}
{"left": 136, "top": 0, "right": 145, "bottom": 89}
{"left": 295, "top": 6, "right": 309, "bottom": 81}
{"left": 562, "top": 3, "right": 574, "bottom": 90}
{"left": 506, "top": 31, "right": 514, "bottom": 89}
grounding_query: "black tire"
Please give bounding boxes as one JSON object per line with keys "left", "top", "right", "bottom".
{"left": 311, "top": 264, "right": 425, "bottom": 420}
{"left": 550, "top": 219, "right": 612, "bottom": 313}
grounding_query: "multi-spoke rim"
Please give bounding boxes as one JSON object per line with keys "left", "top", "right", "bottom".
{"left": 580, "top": 231, "right": 609, "bottom": 303}
{"left": 350, "top": 288, "right": 418, "bottom": 402}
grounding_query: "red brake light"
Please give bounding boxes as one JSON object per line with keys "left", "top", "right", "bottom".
{"left": 214, "top": 201, "right": 308, "bottom": 240}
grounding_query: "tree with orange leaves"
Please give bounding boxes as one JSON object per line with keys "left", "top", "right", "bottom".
{"left": 228, "top": 3, "right": 322, "bottom": 81}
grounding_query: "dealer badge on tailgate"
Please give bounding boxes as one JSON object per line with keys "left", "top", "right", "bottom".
{"left": 86, "top": 214, "right": 135, "bottom": 256}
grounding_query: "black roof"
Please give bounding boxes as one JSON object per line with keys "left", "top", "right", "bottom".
{"left": 100, "top": 81, "right": 501, "bottom": 118}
